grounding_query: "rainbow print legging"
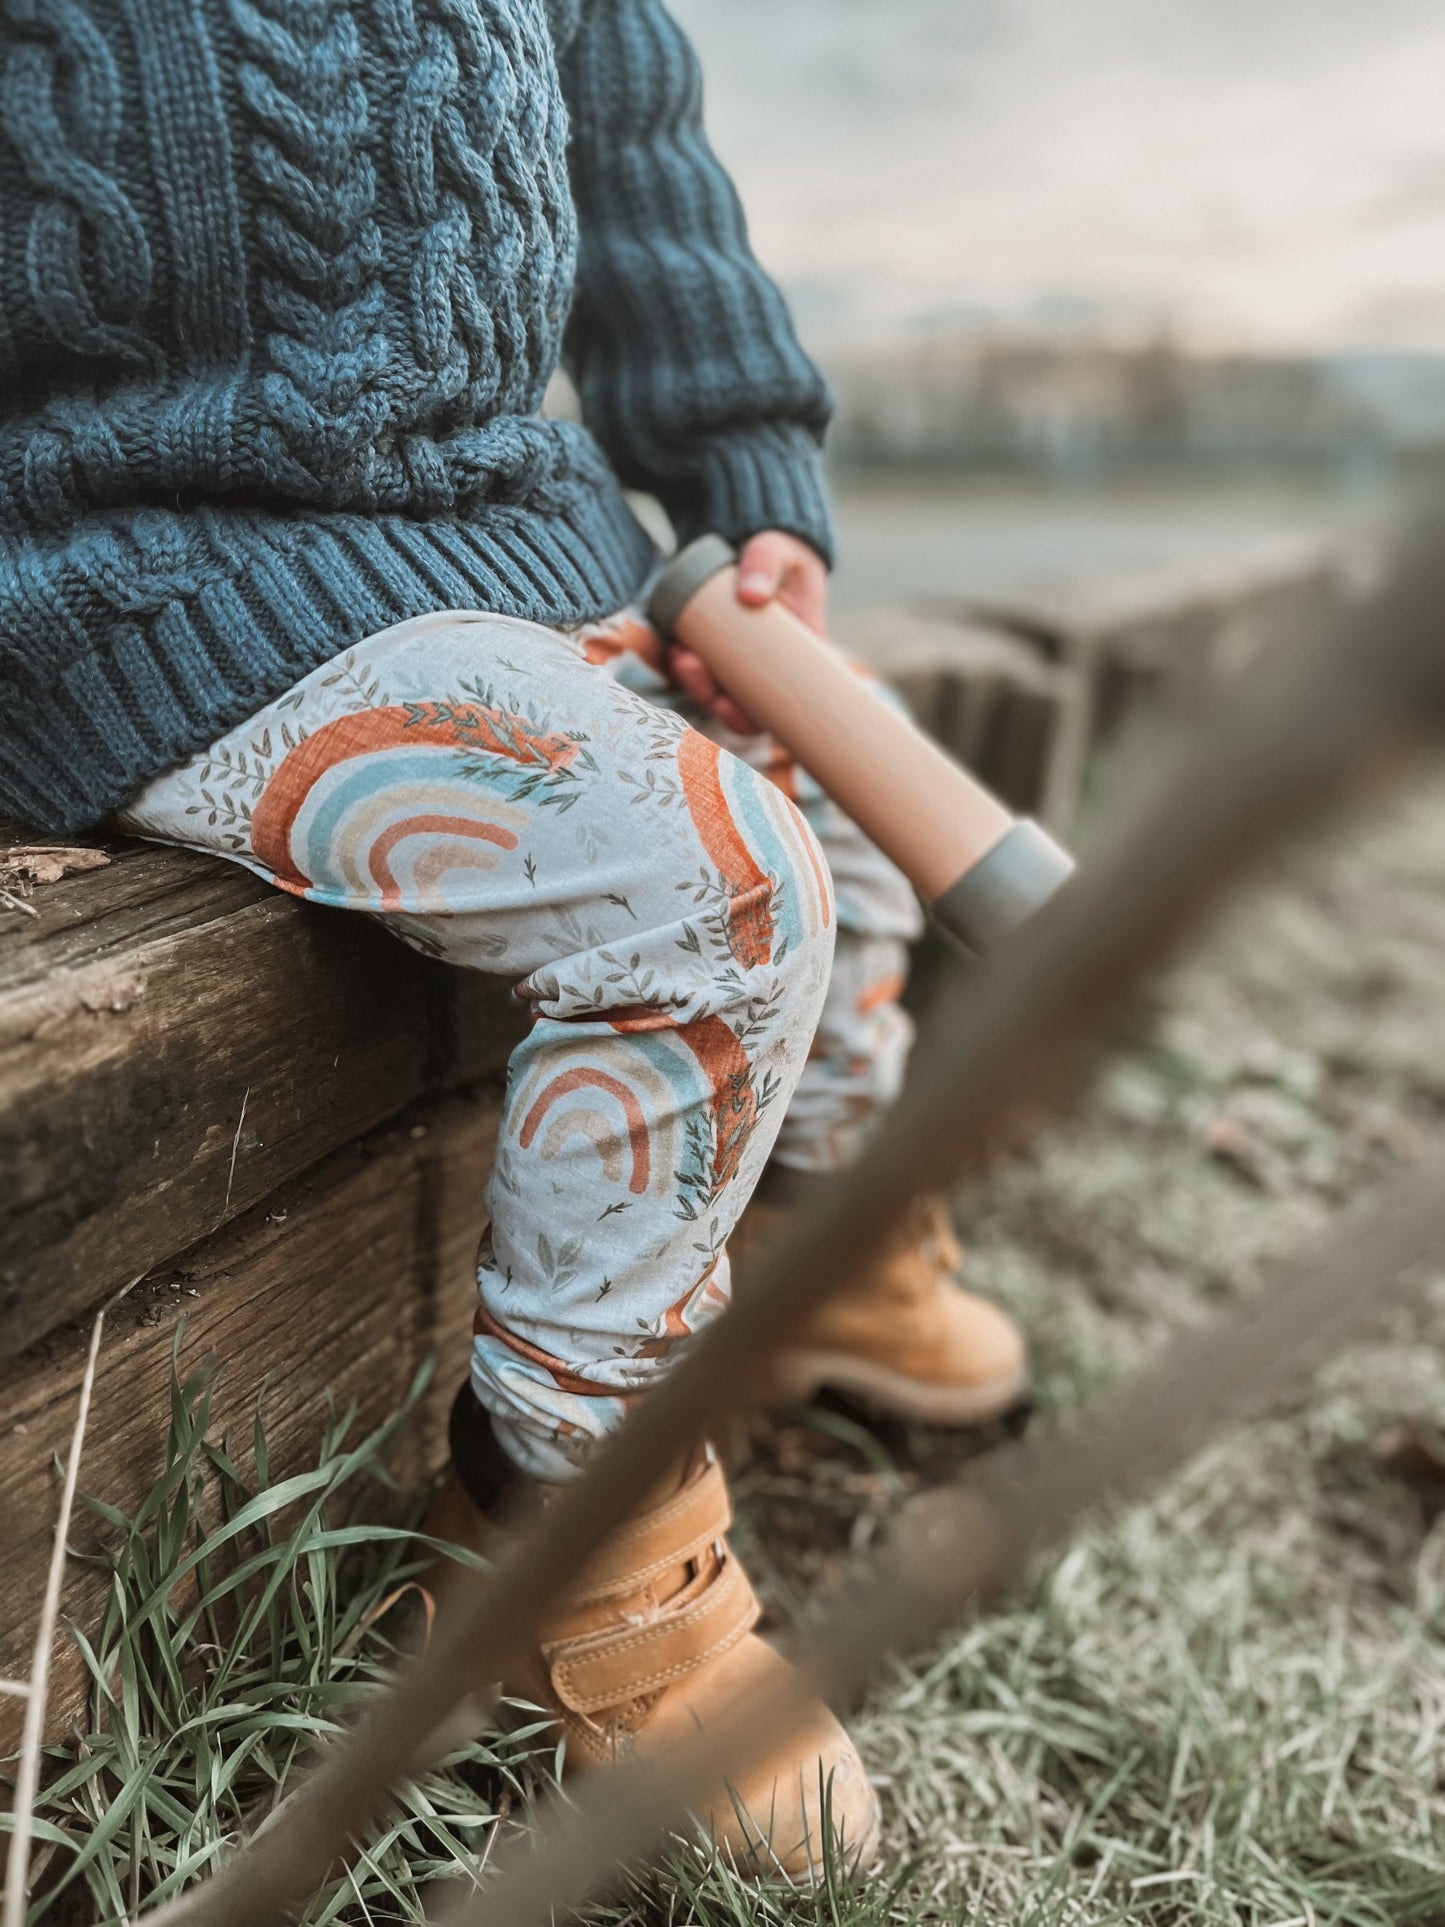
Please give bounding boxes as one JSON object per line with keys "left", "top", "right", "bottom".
{"left": 121, "top": 607, "right": 922, "bottom": 1478}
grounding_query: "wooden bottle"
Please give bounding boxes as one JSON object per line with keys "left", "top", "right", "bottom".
{"left": 648, "top": 536, "right": 1074, "bottom": 954}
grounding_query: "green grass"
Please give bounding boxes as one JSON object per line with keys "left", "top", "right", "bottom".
{"left": 859, "top": 1326, "right": 1445, "bottom": 1925}
{"left": 0, "top": 1363, "right": 556, "bottom": 1925}
{"left": 0, "top": 1357, "right": 939, "bottom": 1926}
{"left": 8, "top": 1316, "right": 1442, "bottom": 1924}
{"left": 7, "top": 776, "right": 1445, "bottom": 1925}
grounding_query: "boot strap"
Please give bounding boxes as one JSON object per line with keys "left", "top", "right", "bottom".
{"left": 546, "top": 1551, "right": 760, "bottom": 1716}
{"left": 569, "top": 1453, "right": 733, "bottom": 1605}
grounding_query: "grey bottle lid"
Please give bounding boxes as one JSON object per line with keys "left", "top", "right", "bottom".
{"left": 647, "top": 534, "right": 738, "bottom": 638}
{"left": 932, "top": 818, "right": 1075, "bottom": 955}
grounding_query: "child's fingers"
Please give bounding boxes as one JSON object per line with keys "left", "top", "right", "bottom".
{"left": 711, "top": 692, "right": 763, "bottom": 736}
{"left": 736, "top": 531, "right": 791, "bottom": 604}
{"left": 736, "top": 530, "right": 828, "bottom": 634}
{"left": 776, "top": 560, "right": 827, "bottom": 634}
{"left": 668, "top": 646, "right": 762, "bottom": 736}
{"left": 668, "top": 644, "right": 722, "bottom": 707}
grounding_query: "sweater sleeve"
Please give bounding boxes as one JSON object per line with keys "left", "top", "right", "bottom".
{"left": 556, "top": 0, "right": 835, "bottom": 563}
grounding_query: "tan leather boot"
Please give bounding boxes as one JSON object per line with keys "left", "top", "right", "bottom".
{"left": 734, "top": 1194, "right": 1028, "bottom": 1425}
{"left": 422, "top": 1426, "right": 880, "bottom": 1883}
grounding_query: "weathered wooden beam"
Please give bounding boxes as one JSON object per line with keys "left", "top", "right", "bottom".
{"left": 963, "top": 535, "right": 1366, "bottom": 736}
{"left": 0, "top": 1085, "right": 500, "bottom": 1748}
{"left": 0, "top": 833, "right": 525, "bottom": 1357}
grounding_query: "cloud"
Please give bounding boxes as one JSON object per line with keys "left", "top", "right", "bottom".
{"left": 672, "top": 0, "right": 1445, "bottom": 351}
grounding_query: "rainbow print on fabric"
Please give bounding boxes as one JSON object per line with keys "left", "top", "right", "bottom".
{"left": 121, "top": 605, "right": 922, "bottom": 1480}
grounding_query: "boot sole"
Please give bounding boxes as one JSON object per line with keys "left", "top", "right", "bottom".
{"left": 746, "top": 1778, "right": 884, "bottom": 1888}
{"left": 769, "top": 1348, "right": 1029, "bottom": 1427}
{"left": 412, "top": 1685, "right": 886, "bottom": 1890}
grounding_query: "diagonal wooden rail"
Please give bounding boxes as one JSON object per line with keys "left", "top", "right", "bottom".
{"left": 145, "top": 518, "right": 1445, "bottom": 1927}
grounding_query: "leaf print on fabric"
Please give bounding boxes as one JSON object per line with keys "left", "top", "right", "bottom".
{"left": 318, "top": 652, "right": 390, "bottom": 712}
{"left": 119, "top": 602, "right": 905, "bottom": 1485}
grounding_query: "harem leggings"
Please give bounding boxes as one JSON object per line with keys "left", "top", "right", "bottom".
{"left": 120, "top": 605, "right": 922, "bottom": 1477}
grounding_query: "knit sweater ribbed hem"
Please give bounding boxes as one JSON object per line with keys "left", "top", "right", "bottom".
{"left": 0, "top": 485, "right": 662, "bottom": 835}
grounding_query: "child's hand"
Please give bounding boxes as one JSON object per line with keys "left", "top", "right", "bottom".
{"left": 668, "top": 530, "right": 827, "bottom": 736}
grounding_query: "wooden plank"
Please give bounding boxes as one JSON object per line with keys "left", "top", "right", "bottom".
{"left": 961, "top": 535, "right": 1361, "bottom": 736}
{"left": 0, "top": 830, "right": 268, "bottom": 987}
{"left": 0, "top": 832, "right": 525, "bottom": 1356}
{"left": 962, "top": 535, "right": 1347, "bottom": 657}
{"left": 0, "top": 1086, "right": 500, "bottom": 1749}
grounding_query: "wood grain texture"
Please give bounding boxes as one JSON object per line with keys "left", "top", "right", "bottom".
{"left": 1, "top": 832, "right": 524, "bottom": 1355}
{"left": 0, "top": 1086, "right": 500, "bottom": 1750}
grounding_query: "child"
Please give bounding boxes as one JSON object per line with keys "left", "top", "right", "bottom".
{"left": 0, "top": 0, "right": 1023, "bottom": 1875}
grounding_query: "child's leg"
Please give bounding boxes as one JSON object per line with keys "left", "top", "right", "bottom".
{"left": 121, "top": 611, "right": 835, "bottom": 1478}
{"left": 572, "top": 617, "right": 1026, "bottom": 1426}
{"left": 752, "top": 736, "right": 922, "bottom": 1175}
{"left": 589, "top": 621, "right": 923, "bottom": 1176}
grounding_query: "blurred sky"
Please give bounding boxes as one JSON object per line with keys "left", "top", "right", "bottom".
{"left": 668, "top": 0, "right": 1445, "bottom": 356}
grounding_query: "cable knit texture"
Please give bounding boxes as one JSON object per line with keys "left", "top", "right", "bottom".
{"left": 0, "top": 0, "right": 833, "bottom": 830}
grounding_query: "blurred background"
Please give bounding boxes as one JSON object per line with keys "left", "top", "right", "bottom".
{"left": 670, "top": 0, "right": 1445, "bottom": 614}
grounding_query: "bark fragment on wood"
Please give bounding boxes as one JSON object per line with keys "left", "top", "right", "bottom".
{"left": 0, "top": 1086, "right": 501, "bottom": 1751}
{"left": 1, "top": 847, "right": 113, "bottom": 886}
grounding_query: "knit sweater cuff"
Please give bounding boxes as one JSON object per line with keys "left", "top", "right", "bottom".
{"left": 671, "top": 424, "right": 835, "bottom": 568}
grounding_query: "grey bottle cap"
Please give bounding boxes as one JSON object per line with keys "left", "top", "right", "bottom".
{"left": 647, "top": 534, "right": 738, "bottom": 639}
{"left": 932, "top": 818, "right": 1076, "bottom": 955}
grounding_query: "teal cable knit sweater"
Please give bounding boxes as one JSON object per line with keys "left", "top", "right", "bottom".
{"left": 0, "top": 0, "right": 832, "bottom": 831}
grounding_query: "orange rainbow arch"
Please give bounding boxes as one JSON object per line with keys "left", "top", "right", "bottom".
{"left": 518, "top": 1066, "right": 651, "bottom": 1194}
{"left": 676, "top": 732, "right": 773, "bottom": 967}
{"left": 252, "top": 703, "right": 577, "bottom": 888}
{"left": 369, "top": 814, "right": 518, "bottom": 908}
{"left": 609, "top": 1007, "right": 757, "bottom": 1195}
